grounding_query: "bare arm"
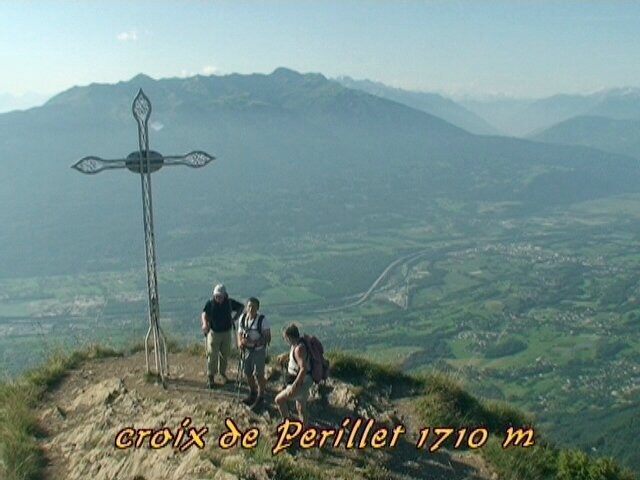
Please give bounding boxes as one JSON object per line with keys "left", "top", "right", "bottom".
{"left": 200, "top": 312, "right": 209, "bottom": 334}
{"left": 237, "top": 318, "right": 247, "bottom": 348}
{"left": 292, "top": 343, "right": 307, "bottom": 391}
{"left": 230, "top": 298, "right": 244, "bottom": 318}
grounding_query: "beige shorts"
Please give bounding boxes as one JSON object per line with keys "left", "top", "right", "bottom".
{"left": 283, "top": 374, "right": 313, "bottom": 401}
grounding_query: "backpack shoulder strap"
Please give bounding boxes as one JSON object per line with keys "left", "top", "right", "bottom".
{"left": 299, "top": 337, "right": 312, "bottom": 369}
{"left": 240, "top": 313, "right": 264, "bottom": 333}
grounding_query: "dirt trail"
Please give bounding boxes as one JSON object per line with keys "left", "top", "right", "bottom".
{"left": 36, "top": 352, "right": 494, "bottom": 479}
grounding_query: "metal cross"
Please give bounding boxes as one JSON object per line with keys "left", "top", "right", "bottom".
{"left": 71, "top": 89, "right": 215, "bottom": 385}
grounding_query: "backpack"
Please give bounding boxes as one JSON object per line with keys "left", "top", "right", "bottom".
{"left": 300, "top": 334, "right": 330, "bottom": 384}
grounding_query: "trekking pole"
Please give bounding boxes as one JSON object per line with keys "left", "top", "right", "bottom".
{"left": 204, "top": 335, "right": 208, "bottom": 360}
{"left": 236, "top": 348, "right": 244, "bottom": 401}
{"left": 204, "top": 333, "right": 211, "bottom": 393}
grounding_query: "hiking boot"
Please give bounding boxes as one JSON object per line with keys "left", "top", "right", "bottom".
{"left": 249, "top": 396, "right": 264, "bottom": 413}
{"left": 207, "top": 376, "right": 215, "bottom": 390}
{"left": 242, "top": 391, "right": 257, "bottom": 406}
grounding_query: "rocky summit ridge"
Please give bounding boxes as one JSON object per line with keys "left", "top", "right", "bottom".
{"left": 33, "top": 349, "right": 492, "bottom": 480}
{"left": 4, "top": 345, "right": 634, "bottom": 480}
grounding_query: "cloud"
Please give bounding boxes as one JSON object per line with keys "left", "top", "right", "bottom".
{"left": 150, "top": 121, "right": 164, "bottom": 132}
{"left": 117, "top": 30, "right": 138, "bottom": 42}
{"left": 202, "top": 65, "right": 220, "bottom": 75}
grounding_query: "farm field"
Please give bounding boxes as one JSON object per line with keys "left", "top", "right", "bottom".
{"left": 2, "top": 195, "right": 640, "bottom": 465}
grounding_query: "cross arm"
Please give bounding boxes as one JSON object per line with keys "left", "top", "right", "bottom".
{"left": 71, "top": 156, "right": 129, "bottom": 175}
{"left": 161, "top": 151, "right": 215, "bottom": 168}
{"left": 71, "top": 151, "right": 215, "bottom": 175}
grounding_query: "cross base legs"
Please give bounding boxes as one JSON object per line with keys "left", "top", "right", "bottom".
{"left": 144, "top": 322, "right": 169, "bottom": 387}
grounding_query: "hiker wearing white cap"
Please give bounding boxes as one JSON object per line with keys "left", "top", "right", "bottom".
{"left": 200, "top": 283, "right": 244, "bottom": 388}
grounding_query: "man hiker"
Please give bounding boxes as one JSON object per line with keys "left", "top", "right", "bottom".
{"left": 275, "top": 323, "right": 314, "bottom": 424}
{"left": 201, "top": 283, "right": 244, "bottom": 388}
{"left": 237, "top": 297, "right": 271, "bottom": 411}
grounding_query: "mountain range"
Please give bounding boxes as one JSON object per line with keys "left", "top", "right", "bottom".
{"left": 335, "top": 76, "right": 499, "bottom": 135}
{"left": 1, "top": 68, "right": 639, "bottom": 278}
{"left": 460, "top": 87, "right": 640, "bottom": 137}
{"left": 532, "top": 116, "right": 640, "bottom": 159}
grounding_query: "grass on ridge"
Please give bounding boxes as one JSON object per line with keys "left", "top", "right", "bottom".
{"left": 414, "top": 369, "right": 636, "bottom": 480}
{"left": 327, "top": 351, "right": 423, "bottom": 395}
{"left": 0, "top": 343, "right": 122, "bottom": 480}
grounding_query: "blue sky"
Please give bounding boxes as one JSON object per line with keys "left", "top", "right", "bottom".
{"left": 2, "top": 1, "right": 640, "bottom": 99}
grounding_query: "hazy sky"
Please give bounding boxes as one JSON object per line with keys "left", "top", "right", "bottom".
{"left": 2, "top": 1, "right": 640, "bottom": 100}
